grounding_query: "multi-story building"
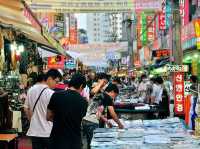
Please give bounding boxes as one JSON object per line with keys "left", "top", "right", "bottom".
{"left": 87, "top": 13, "right": 123, "bottom": 43}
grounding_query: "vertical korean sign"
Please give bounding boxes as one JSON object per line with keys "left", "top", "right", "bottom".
{"left": 174, "top": 72, "right": 185, "bottom": 115}
{"left": 146, "top": 15, "right": 155, "bottom": 42}
{"left": 69, "top": 15, "right": 78, "bottom": 44}
{"left": 165, "top": 0, "right": 171, "bottom": 29}
{"left": 137, "top": 15, "right": 142, "bottom": 49}
{"left": 141, "top": 12, "right": 147, "bottom": 45}
{"left": 194, "top": 19, "right": 200, "bottom": 49}
{"left": 159, "top": 0, "right": 166, "bottom": 30}
{"left": 179, "top": 0, "right": 189, "bottom": 26}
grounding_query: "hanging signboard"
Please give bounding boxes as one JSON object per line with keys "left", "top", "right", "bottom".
{"left": 174, "top": 72, "right": 185, "bottom": 115}
{"left": 152, "top": 49, "right": 170, "bottom": 58}
{"left": 181, "top": 21, "right": 196, "bottom": 50}
{"left": 106, "top": 52, "right": 121, "bottom": 60}
{"left": 137, "top": 15, "right": 142, "bottom": 49}
{"left": 194, "top": 19, "right": 200, "bottom": 49}
{"left": 167, "top": 64, "right": 189, "bottom": 72}
{"left": 69, "top": 42, "right": 128, "bottom": 52}
{"left": 48, "top": 55, "right": 65, "bottom": 69}
{"left": 146, "top": 15, "right": 155, "bottom": 42}
{"left": 135, "top": 0, "right": 162, "bottom": 12}
{"left": 165, "top": 0, "right": 171, "bottom": 29}
{"left": 65, "top": 58, "right": 76, "bottom": 69}
{"left": 159, "top": 0, "right": 166, "bottom": 30}
{"left": 179, "top": 0, "right": 189, "bottom": 26}
{"left": 28, "top": 0, "right": 134, "bottom": 13}
{"left": 141, "top": 12, "right": 147, "bottom": 45}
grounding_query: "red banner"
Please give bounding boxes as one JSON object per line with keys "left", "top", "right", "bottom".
{"left": 159, "top": 0, "right": 166, "bottom": 30}
{"left": 179, "top": 0, "right": 189, "bottom": 26}
{"left": 174, "top": 72, "right": 185, "bottom": 115}
{"left": 48, "top": 56, "right": 65, "bottom": 69}
{"left": 69, "top": 27, "right": 78, "bottom": 45}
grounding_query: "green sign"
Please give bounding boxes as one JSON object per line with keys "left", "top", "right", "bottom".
{"left": 141, "top": 12, "right": 147, "bottom": 45}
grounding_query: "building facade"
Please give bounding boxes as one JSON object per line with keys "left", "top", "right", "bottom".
{"left": 87, "top": 13, "right": 123, "bottom": 43}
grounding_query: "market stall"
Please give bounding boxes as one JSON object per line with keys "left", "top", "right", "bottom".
{"left": 114, "top": 87, "right": 161, "bottom": 120}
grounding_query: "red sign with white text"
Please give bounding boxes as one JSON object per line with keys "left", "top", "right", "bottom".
{"left": 159, "top": 0, "right": 166, "bottom": 30}
{"left": 179, "top": 0, "right": 189, "bottom": 26}
{"left": 174, "top": 72, "right": 185, "bottom": 115}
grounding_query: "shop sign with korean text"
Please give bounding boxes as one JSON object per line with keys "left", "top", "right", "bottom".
{"left": 159, "top": 0, "right": 166, "bottom": 30}
{"left": 65, "top": 58, "right": 76, "bottom": 69}
{"left": 179, "top": 0, "right": 189, "bottom": 26}
{"left": 194, "top": 19, "right": 200, "bottom": 49}
{"left": 135, "top": 0, "right": 162, "bottom": 12}
{"left": 146, "top": 15, "right": 156, "bottom": 42}
{"left": 174, "top": 72, "right": 185, "bottom": 115}
{"left": 152, "top": 49, "right": 170, "bottom": 58}
{"left": 137, "top": 15, "right": 142, "bottom": 49}
{"left": 141, "top": 12, "right": 147, "bottom": 45}
{"left": 167, "top": 64, "right": 189, "bottom": 72}
{"left": 165, "top": 0, "right": 171, "bottom": 29}
{"left": 28, "top": 0, "right": 134, "bottom": 13}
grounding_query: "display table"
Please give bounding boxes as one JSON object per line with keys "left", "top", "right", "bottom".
{"left": 91, "top": 118, "right": 200, "bottom": 149}
{"left": 0, "top": 134, "right": 18, "bottom": 149}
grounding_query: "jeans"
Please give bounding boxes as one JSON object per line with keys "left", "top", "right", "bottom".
{"left": 82, "top": 121, "right": 98, "bottom": 149}
{"left": 31, "top": 137, "right": 50, "bottom": 149}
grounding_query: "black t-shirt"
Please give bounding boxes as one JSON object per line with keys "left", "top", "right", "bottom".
{"left": 48, "top": 89, "right": 88, "bottom": 149}
{"left": 99, "top": 93, "right": 114, "bottom": 128}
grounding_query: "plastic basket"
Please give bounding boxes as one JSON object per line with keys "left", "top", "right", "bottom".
{"left": 195, "top": 118, "right": 200, "bottom": 136}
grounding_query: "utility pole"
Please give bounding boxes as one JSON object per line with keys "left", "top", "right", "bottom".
{"left": 124, "top": 14, "right": 136, "bottom": 71}
{"left": 172, "top": 0, "right": 183, "bottom": 65}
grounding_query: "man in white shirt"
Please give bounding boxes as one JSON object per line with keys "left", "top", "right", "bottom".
{"left": 150, "top": 76, "right": 164, "bottom": 105}
{"left": 24, "top": 69, "right": 61, "bottom": 149}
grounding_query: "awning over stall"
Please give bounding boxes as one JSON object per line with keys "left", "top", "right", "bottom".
{"left": 0, "top": 0, "right": 67, "bottom": 56}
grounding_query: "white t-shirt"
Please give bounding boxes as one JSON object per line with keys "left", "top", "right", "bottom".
{"left": 151, "top": 84, "right": 163, "bottom": 104}
{"left": 24, "top": 84, "right": 54, "bottom": 137}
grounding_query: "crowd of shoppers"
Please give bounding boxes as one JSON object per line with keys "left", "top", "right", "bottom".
{"left": 23, "top": 69, "right": 198, "bottom": 149}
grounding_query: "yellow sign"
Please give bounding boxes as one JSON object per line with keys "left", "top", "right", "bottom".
{"left": 27, "top": 0, "right": 134, "bottom": 13}
{"left": 194, "top": 19, "right": 200, "bottom": 49}
{"left": 42, "top": 28, "right": 66, "bottom": 56}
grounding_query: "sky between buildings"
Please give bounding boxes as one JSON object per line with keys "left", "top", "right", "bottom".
{"left": 75, "top": 13, "right": 87, "bottom": 30}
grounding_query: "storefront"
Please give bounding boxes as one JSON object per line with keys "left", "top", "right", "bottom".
{"left": 182, "top": 19, "right": 200, "bottom": 80}
{"left": 0, "top": 0, "right": 66, "bottom": 137}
